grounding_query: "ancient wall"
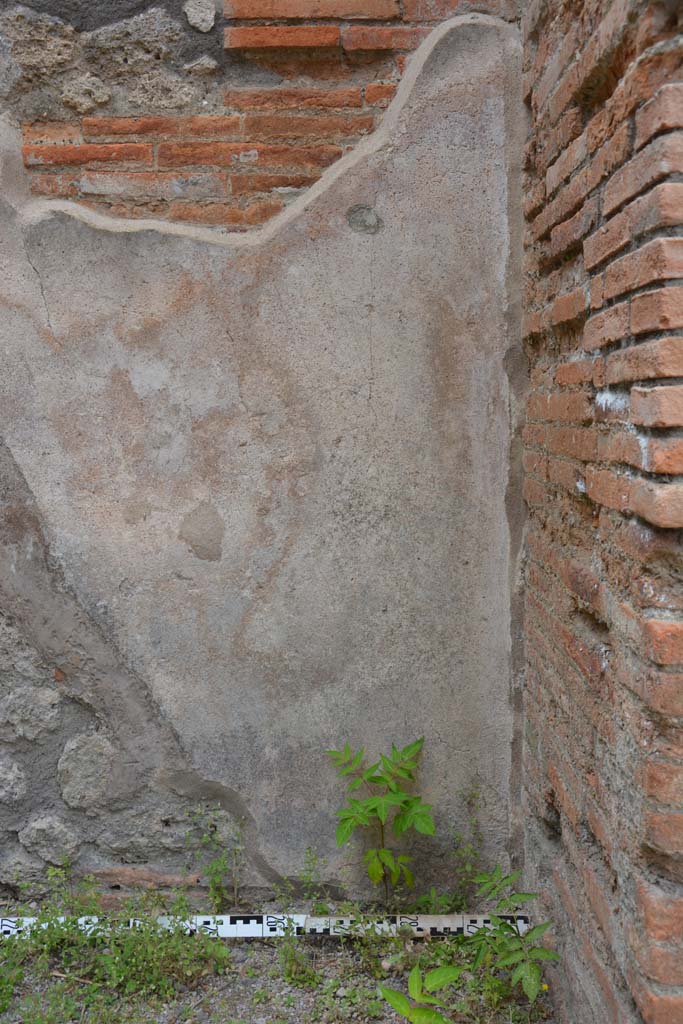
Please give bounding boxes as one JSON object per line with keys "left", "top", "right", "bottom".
{"left": 522, "top": 1, "right": 683, "bottom": 1021}
{"left": 0, "top": 5, "right": 523, "bottom": 907}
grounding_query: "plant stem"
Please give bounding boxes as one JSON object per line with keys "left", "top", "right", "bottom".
{"left": 379, "top": 820, "right": 389, "bottom": 905}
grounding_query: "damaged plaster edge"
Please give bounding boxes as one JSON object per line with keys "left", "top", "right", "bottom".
{"left": 9, "top": 13, "right": 520, "bottom": 251}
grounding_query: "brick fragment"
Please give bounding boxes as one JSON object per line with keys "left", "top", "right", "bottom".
{"left": 224, "top": 87, "right": 363, "bottom": 109}
{"left": 645, "top": 810, "right": 683, "bottom": 856}
{"left": 631, "top": 384, "right": 683, "bottom": 428}
{"left": 342, "top": 26, "right": 428, "bottom": 51}
{"left": 402, "top": 0, "right": 518, "bottom": 18}
{"left": 224, "top": 26, "right": 340, "bottom": 48}
{"left": 636, "top": 84, "right": 683, "bottom": 150}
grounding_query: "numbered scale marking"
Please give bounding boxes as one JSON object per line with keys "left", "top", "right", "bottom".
{"left": 0, "top": 913, "right": 530, "bottom": 940}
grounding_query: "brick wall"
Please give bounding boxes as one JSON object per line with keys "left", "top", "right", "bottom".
{"left": 522, "top": 1, "right": 683, "bottom": 1020}
{"left": 20, "top": 0, "right": 517, "bottom": 227}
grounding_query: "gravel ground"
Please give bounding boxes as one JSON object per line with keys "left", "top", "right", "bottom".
{"left": 2, "top": 939, "right": 557, "bottom": 1024}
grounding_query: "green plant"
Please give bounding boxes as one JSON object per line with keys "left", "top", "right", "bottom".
{"left": 380, "top": 867, "right": 559, "bottom": 1022}
{"left": 465, "top": 867, "right": 559, "bottom": 1004}
{"left": 0, "top": 864, "right": 232, "bottom": 1020}
{"left": 299, "top": 846, "right": 330, "bottom": 913}
{"left": 327, "top": 738, "right": 435, "bottom": 902}
{"left": 189, "top": 804, "right": 246, "bottom": 911}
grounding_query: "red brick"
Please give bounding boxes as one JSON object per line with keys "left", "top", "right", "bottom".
{"left": 82, "top": 116, "right": 242, "bottom": 139}
{"left": 604, "top": 336, "right": 683, "bottom": 388}
{"left": 585, "top": 466, "right": 631, "bottom": 513}
{"left": 167, "top": 199, "right": 283, "bottom": 226}
{"left": 583, "top": 302, "right": 630, "bottom": 351}
{"left": 645, "top": 810, "right": 683, "bottom": 856}
{"left": 225, "top": 0, "right": 398, "bottom": 14}
{"left": 157, "top": 141, "right": 342, "bottom": 170}
{"left": 342, "top": 26, "right": 428, "bottom": 51}
{"left": 543, "top": 286, "right": 588, "bottom": 328}
{"left": 243, "top": 111, "right": 373, "bottom": 140}
{"left": 546, "top": 130, "right": 587, "bottom": 196}
{"left": 230, "top": 172, "right": 318, "bottom": 195}
{"left": 364, "top": 83, "right": 397, "bottom": 106}
{"left": 633, "top": 942, "right": 683, "bottom": 986}
{"left": 224, "top": 26, "right": 340, "bottom": 48}
{"left": 224, "top": 87, "right": 363, "bottom": 109}
{"left": 631, "top": 479, "right": 683, "bottom": 529}
{"left": 603, "top": 133, "right": 683, "bottom": 217}
{"left": 603, "top": 239, "right": 683, "bottom": 301}
{"left": 23, "top": 143, "right": 153, "bottom": 167}
{"left": 636, "top": 83, "right": 683, "bottom": 150}
{"left": 631, "top": 384, "right": 683, "bottom": 428}
{"left": 548, "top": 196, "right": 599, "bottom": 259}
{"left": 31, "top": 170, "right": 228, "bottom": 201}
{"left": 631, "top": 287, "right": 683, "bottom": 336}
{"left": 22, "top": 122, "right": 81, "bottom": 144}
{"left": 630, "top": 972, "right": 683, "bottom": 1024}
{"left": 637, "top": 878, "right": 683, "bottom": 943}
{"left": 642, "top": 617, "right": 683, "bottom": 664}
{"left": 584, "top": 183, "right": 683, "bottom": 271}
{"left": 645, "top": 761, "right": 683, "bottom": 806}
{"left": 555, "top": 358, "right": 595, "bottom": 386}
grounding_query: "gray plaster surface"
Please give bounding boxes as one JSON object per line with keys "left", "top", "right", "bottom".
{"left": 0, "top": 16, "right": 523, "bottom": 892}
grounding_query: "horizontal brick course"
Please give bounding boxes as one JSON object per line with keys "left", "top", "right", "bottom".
{"left": 224, "top": 0, "right": 399, "bottom": 15}
{"left": 224, "top": 87, "right": 363, "bottom": 109}
{"left": 342, "top": 25, "right": 429, "bottom": 51}
{"left": 224, "top": 25, "right": 341, "bottom": 48}
{"left": 23, "top": 143, "right": 153, "bottom": 167}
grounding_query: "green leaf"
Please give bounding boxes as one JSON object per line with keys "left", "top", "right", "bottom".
{"left": 364, "top": 850, "right": 385, "bottom": 885}
{"left": 423, "top": 966, "right": 464, "bottom": 992}
{"left": 472, "top": 944, "right": 487, "bottom": 970}
{"left": 339, "top": 749, "right": 365, "bottom": 775}
{"left": 409, "top": 1008, "right": 449, "bottom": 1024}
{"left": 335, "top": 819, "right": 355, "bottom": 846}
{"left": 402, "top": 864, "right": 415, "bottom": 889}
{"left": 520, "top": 961, "right": 542, "bottom": 1004}
{"left": 400, "top": 738, "right": 424, "bottom": 761}
{"left": 408, "top": 965, "right": 423, "bottom": 1001}
{"left": 366, "top": 793, "right": 405, "bottom": 824}
{"left": 379, "top": 986, "right": 412, "bottom": 1020}
{"left": 413, "top": 810, "right": 436, "bottom": 836}
{"left": 528, "top": 948, "right": 560, "bottom": 962}
{"left": 378, "top": 849, "right": 396, "bottom": 870}
{"left": 496, "top": 950, "right": 525, "bottom": 968}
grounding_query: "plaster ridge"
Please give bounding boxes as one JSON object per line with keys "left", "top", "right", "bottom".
{"left": 14, "top": 13, "right": 519, "bottom": 250}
